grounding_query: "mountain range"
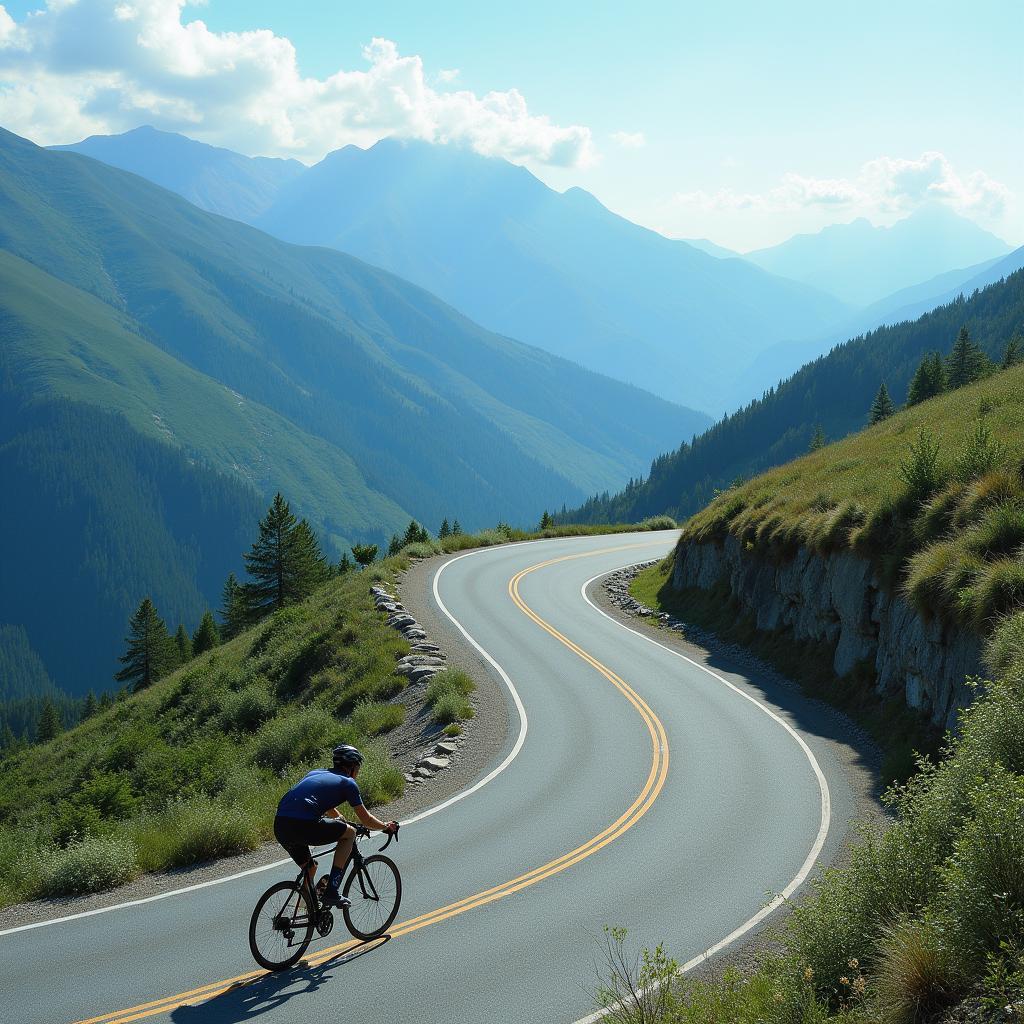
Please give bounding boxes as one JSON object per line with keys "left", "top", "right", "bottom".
{"left": 744, "top": 205, "right": 1011, "bottom": 307}
{"left": 0, "top": 125, "right": 708, "bottom": 696}
{"left": 59, "top": 128, "right": 852, "bottom": 415}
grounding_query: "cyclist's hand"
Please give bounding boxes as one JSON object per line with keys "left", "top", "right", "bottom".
{"left": 383, "top": 820, "right": 399, "bottom": 835}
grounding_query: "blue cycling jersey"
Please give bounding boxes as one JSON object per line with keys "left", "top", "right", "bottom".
{"left": 276, "top": 768, "right": 363, "bottom": 821}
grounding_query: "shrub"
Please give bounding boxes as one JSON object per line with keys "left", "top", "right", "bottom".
{"left": 356, "top": 739, "right": 404, "bottom": 805}
{"left": 955, "top": 419, "right": 1010, "bottom": 483}
{"left": 43, "top": 834, "right": 138, "bottom": 897}
{"left": 253, "top": 704, "right": 341, "bottom": 772}
{"left": 939, "top": 769, "right": 1024, "bottom": 973}
{"left": 442, "top": 723, "right": 463, "bottom": 738}
{"left": 872, "top": 917, "right": 960, "bottom": 1024}
{"left": 898, "top": 429, "right": 947, "bottom": 502}
{"left": 954, "top": 468, "right": 1024, "bottom": 528}
{"left": 349, "top": 700, "right": 405, "bottom": 736}
{"left": 401, "top": 540, "right": 442, "bottom": 558}
{"left": 139, "top": 797, "right": 262, "bottom": 870}
{"left": 638, "top": 515, "right": 677, "bottom": 531}
{"left": 219, "top": 684, "right": 276, "bottom": 733}
{"left": 425, "top": 670, "right": 475, "bottom": 724}
{"left": 985, "top": 610, "right": 1024, "bottom": 676}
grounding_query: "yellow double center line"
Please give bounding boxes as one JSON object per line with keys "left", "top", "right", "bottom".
{"left": 76, "top": 544, "right": 669, "bottom": 1024}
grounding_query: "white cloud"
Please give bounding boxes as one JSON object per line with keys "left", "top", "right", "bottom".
{"left": 436, "top": 67, "right": 459, "bottom": 84}
{"left": 0, "top": 1, "right": 595, "bottom": 167}
{"left": 611, "top": 130, "right": 645, "bottom": 149}
{"left": 666, "top": 151, "right": 1011, "bottom": 223}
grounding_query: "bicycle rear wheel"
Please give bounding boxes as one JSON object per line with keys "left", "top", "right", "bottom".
{"left": 249, "top": 880, "right": 315, "bottom": 971}
{"left": 342, "top": 855, "right": 402, "bottom": 940}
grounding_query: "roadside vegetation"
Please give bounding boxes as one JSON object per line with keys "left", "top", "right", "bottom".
{"left": 605, "top": 339, "right": 1024, "bottom": 1022}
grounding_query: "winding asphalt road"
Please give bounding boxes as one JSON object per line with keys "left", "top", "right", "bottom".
{"left": 2, "top": 532, "right": 852, "bottom": 1023}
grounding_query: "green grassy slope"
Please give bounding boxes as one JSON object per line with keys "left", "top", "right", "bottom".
{"left": 564, "top": 268, "right": 1024, "bottom": 525}
{"left": 0, "top": 559, "right": 422, "bottom": 908}
{"left": 0, "top": 126, "right": 710, "bottom": 531}
{"left": 683, "top": 362, "right": 1024, "bottom": 629}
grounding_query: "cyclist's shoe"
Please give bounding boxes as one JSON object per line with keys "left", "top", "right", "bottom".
{"left": 321, "top": 887, "right": 351, "bottom": 910}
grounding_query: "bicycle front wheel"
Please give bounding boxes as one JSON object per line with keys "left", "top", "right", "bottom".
{"left": 249, "top": 880, "right": 315, "bottom": 971}
{"left": 343, "top": 855, "right": 402, "bottom": 940}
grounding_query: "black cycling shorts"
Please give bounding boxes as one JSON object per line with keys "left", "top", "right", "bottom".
{"left": 273, "top": 814, "right": 352, "bottom": 867}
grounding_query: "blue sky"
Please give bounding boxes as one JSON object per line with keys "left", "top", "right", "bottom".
{"left": 0, "top": 0, "right": 1020, "bottom": 249}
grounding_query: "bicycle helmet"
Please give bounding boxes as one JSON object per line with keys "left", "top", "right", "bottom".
{"left": 332, "top": 744, "right": 364, "bottom": 770}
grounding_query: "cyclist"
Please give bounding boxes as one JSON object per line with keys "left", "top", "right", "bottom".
{"left": 273, "top": 744, "right": 399, "bottom": 909}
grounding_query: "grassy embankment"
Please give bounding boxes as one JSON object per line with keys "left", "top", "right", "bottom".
{"left": 0, "top": 556, "right": 471, "bottom": 908}
{"left": 607, "top": 367, "right": 1024, "bottom": 1021}
{"left": 0, "top": 516, "right": 673, "bottom": 908}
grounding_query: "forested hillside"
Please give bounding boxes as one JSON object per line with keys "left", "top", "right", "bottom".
{"left": 564, "top": 269, "right": 1024, "bottom": 524}
{"left": 0, "top": 375, "right": 262, "bottom": 696}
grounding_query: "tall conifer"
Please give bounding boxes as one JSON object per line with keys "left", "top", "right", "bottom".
{"left": 192, "top": 610, "right": 220, "bottom": 654}
{"left": 907, "top": 352, "right": 947, "bottom": 406}
{"left": 868, "top": 382, "right": 896, "bottom": 424}
{"left": 174, "top": 624, "right": 193, "bottom": 665}
{"left": 36, "top": 697, "right": 62, "bottom": 742}
{"left": 946, "top": 326, "right": 990, "bottom": 389}
{"left": 115, "top": 598, "right": 175, "bottom": 690}
{"left": 244, "top": 493, "right": 299, "bottom": 615}
{"left": 220, "top": 572, "right": 248, "bottom": 638}
{"left": 1002, "top": 334, "right": 1023, "bottom": 369}
{"left": 81, "top": 691, "right": 98, "bottom": 720}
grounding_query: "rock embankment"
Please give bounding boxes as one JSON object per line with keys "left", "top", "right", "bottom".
{"left": 671, "top": 536, "right": 983, "bottom": 730}
{"left": 371, "top": 583, "right": 467, "bottom": 787}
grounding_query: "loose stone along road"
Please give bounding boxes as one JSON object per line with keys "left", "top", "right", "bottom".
{"left": 2, "top": 532, "right": 857, "bottom": 1024}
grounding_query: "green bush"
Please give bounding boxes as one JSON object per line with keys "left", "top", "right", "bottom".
{"left": 401, "top": 540, "right": 443, "bottom": 558}
{"left": 138, "top": 797, "right": 261, "bottom": 870}
{"left": 898, "top": 429, "right": 947, "bottom": 502}
{"left": 43, "top": 834, "right": 138, "bottom": 897}
{"left": 425, "top": 670, "right": 475, "bottom": 724}
{"left": 253, "top": 704, "right": 341, "bottom": 772}
{"left": 962, "top": 501, "right": 1024, "bottom": 559}
{"left": 639, "top": 515, "right": 678, "bottom": 531}
{"left": 985, "top": 610, "right": 1024, "bottom": 675}
{"left": 349, "top": 700, "right": 405, "bottom": 736}
{"left": 971, "top": 558, "right": 1024, "bottom": 626}
{"left": 219, "top": 683, "right": 275, "bottom": 733}
{"left": 955, "top": 420, "right": 1010, "bottom": 483}
{"left": 356, "top": 740, "right": 404, "bottom": 805}
{"left": 872, "top": 918, "right": 959, "bottom": 1024}
{"left": 939, "top": 769, "right": 1024, "bottom": 973}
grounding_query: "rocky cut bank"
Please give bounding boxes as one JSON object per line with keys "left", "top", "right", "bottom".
{"left": 671, "top": 535, "right": 983, "bottom": 731}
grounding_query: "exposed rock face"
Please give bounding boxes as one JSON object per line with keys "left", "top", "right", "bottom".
{"left": 672, "top": 536, "right": 984, "bottom": 730}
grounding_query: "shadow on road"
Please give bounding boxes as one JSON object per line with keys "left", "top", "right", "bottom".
{"left": 169, "top": 936, "right": 390, "bottom": 1022}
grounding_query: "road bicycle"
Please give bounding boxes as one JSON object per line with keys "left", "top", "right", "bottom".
{"left": 248, "top": 824, "right": 402, "bottom": 971}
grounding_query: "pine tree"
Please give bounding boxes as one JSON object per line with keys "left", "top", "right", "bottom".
{"left": 35, "top": 696, "right": 62, "bottom": 742}
{"left": 81, "top": 691, "right": 98, "bottom": 720}
{"left": 192, "top": 610, "right": 220, "bottom": 655}
{"left": 387, "top": 534, "right": 403, "bottom": 557}
{"left": 438, "top": 518, "right": 451, "bottom": 539}
{"left": 402, "top": 520, "right": 429, "bottom": 546}
{"left": 337, "top": 552, "right": 353, "bottom": 575}
{"left": 243, "top": 493, "right": 300, "bottom": 615}
{"left": 0, "top": 723, "right": 16, "bottom": 751}
{"left": 220, "top": 573, "right": 249, "bottom": 639}
{"left": 868, "top": 382, "right": 896, "bottom": 425}
{"left": 174, "top": 624, "right": 193, "bottom": 665}
{"left": 946, "top": 326, "right": 990, "bottom": 389}
{"left": 115, "top": 597, "right": 176, "bottom": 691}
{"left": 451, "top": 520, "right": 463, "bottom": 536}
{"left": 539, "top": 510, "right": 553, "bottom": 530}
{"left": 1002, "top": 333, "right": 1024, "bottom": 369}
{"left": 907, "top": 352, "right": 947, "bottom": 406}
{"left": 291, "top": 518, "right": 330, "bottom": 596}
{"left": 808, "top": 425, "right": 826, "bottom": 451}
{"left": 99, "top": 692, "right": 113, "bottom": 711}
{"left": 351, "top": 544, "right": 378, "bottom": 567}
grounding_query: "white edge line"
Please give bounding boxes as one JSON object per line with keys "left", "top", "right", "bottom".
{"left": 0, "top": 544, "right": 532, "bottom": 939}
{"left": 572, "top": 563, "right": 832, "bottom": 1024}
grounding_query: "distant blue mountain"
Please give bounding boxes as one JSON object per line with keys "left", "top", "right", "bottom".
{"left": 681, "top": 237, "right": 741, "bottom": 259}
{"left": 53, "top": 125, "right": 304, "bottom": 221}
{"left": 59, "top": 129, "right": 849, "bottom": 415}
{"left": 745, "top": 205, "right": 1012, "bottom": 306}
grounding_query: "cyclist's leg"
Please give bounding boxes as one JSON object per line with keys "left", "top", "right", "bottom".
{"left": 304, "top": 818, "right": 355, "bottom": 905}
{"left": 273, "top": 815, "right": 315, "bottom": 889}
